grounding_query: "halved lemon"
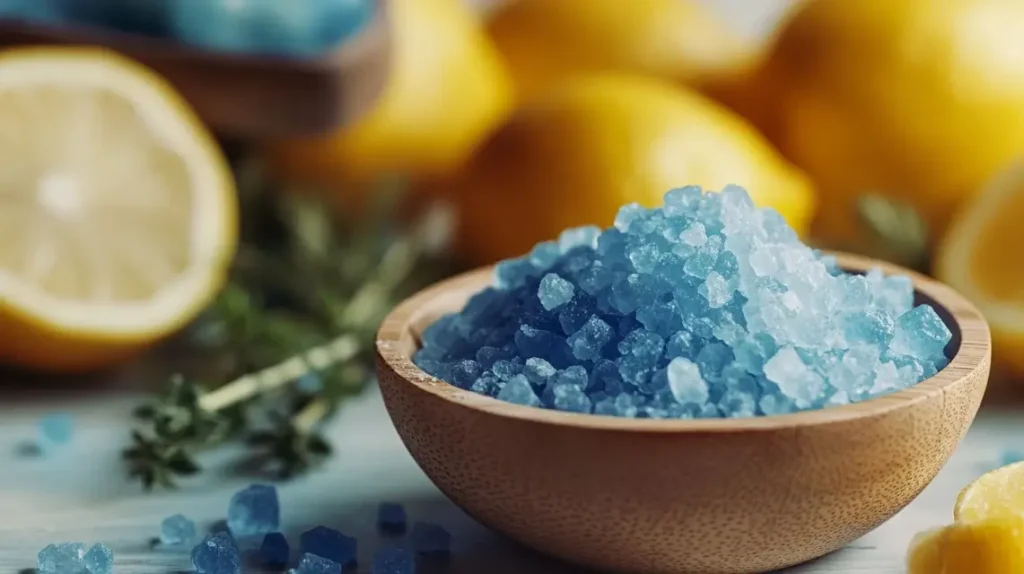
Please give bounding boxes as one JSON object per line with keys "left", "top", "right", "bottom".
{"left": 954, "top": 461, "right": 1024, "bottom": 522}
{"left": 0, "top": 47, "right": 236, "bottom": 372}
{"left": 935, "top": 161, "right": 1024, "bottom": 376}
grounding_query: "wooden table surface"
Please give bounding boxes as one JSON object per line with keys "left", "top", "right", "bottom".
{"left": 1, "top": 371, "right": 1022, "bottom": 574}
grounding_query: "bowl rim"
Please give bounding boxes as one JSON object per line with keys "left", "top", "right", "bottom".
{"left": 376, "top": 251, "right": 991, "bottom": 433}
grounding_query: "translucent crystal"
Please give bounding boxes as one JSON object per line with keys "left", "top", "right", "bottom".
{"left": 191, "top": 534, "right": 241, "bottom": 574}
{"left": 413, "top": 186, "right": 949, "bottom": 419}
{"left": 377, "top": 502, "right": 407, "bottom": 534}
{"left": 260, "top": 533, "right": 290, "bottom": 569}
{"left": 667, "top": 358, "right": 708, "bottom": 405}
{"left": 299, "top": 526, "right": 357, "bottom": 568}
{"left": 372, "top": 547, "right": 415, "bottom": 574}
{"left": 160, "top": 514, "right": 197, "bottom": 545}
{"left": 39, "top": 413, "right": 74, "bottom": 446}
{"left": 296, "top": 553, "right": 341, "bottom": 574}
{"left": 227, "top": 484, "right": 279, "bottom": 537}
{"left": 567, "top": 316, "right": 613, "bottom": 361}
{"left": 496, "top": 375, "right": 541, "bottom": 407}
{"left": 538, "top": 273, "right": 575, "bottom": 310}
{"left": 889, "top": 305, "right": 952, "bottom": 360}
{"left": 84, "top": 544, "right": 113, "bottom": 574}
{"left": 38, "top": 543, "right": 86, "bottom": 574}
{"left": 410, "top": 522, "right": 451, "bottom": 557}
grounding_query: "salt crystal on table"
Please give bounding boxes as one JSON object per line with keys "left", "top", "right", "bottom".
{"left": 295, "top": 552, "right": 341, "bottom": 574}
{"left": 39, "top": 413, "right": 73, "bottom": 446}
{"left": 37, "top": 543, "right": 85, "bottom": 574}
{"left": 377, "top": 502, "right": 408, "bottom": 534}
{"left": 299, "top": 526, "right": 357, "bottom": 568}
{"left": 160, "top": 513, "right": 197, "bottom": 545}
{"left": 227, "top": 484, "right": 280, "bottom": 537}
{"left": 410, "top": 522, "right": 451, "bottom": 557}
{"left": 84, "top": 543, "right": 113, "bottom": 574}
{"left": 260, "top": 532, "right": 290, "bottom": 568}
{"left": 191, "top": 533, "right": 241, "bottom": 574}
{"left": 414, "top": 186, "right": 953, "bottom": 418}
{"left": 371, "top": 547, "right": 415, "bottom": 574}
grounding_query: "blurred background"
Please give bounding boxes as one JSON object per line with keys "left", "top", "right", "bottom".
{"left": 1, "top": 0, "right": 1023, "bottom": 481}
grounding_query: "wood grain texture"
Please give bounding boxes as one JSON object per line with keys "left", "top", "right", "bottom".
{"left": 0, "top": 0, "right": 391, "bottom": 138}
{"left": 375, "top": 253, "right": 991, "bottom": 574}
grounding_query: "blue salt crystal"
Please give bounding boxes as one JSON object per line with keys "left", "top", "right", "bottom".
{"left": 889, "top": 305, "right": 952, "bottom": 361}
{"left": 372, "top": 547, "right": 415, "bottom": 574}
{"left": 413, "top": 186, "right": 950, "bottom": 418}
{"left": 260, "top": 532, "right": 290, "bottom": 568}
{"left": 39, "top": 412, "right": 74, "bottom": 446}
{"left": 300, "top": 526, "right": 357, "bottom": 568}
{"left": 411, "top": 522, "right": 451, "bottom": 557}
{"left": 191, "top": 533, "right": 241, "bottom": 574}
{"left": 378, "top": 502, "right": 408, "bottom": 534}
{"left": 84, "top": 543, "right": 113, "bottom": 574}
{"left": 160, "top": 513, "right": 197, "bottom": 545}
{"left": 296, "top": 552, "right": 342, "bottom": 574}
{"left": 667, "top": 358, "right": 708, "bottom": 405}
{"left": 227, "top": 484, "right": 279, "bottom": 537}
{"left": 567, "top": 316, "right": 613, "bottom": 361}
{"left": 38, "top": 543, "right": 86, "bottom": 574}
{"left": 496, "top": 375, "right": 541, "bottom": 407}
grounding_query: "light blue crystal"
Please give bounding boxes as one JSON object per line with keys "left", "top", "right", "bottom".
{"left": 614, "top": 202, "right": 646, "bottom": 232}
{"left": 39, "top": 412, "right": 74, "bottom": 446}
{"left": 191, "top": 533, "right": 241, "bottom": 574}
{"left": 698, "top": 271, "right": 732, "bottom": 308}
{"left": 553, "top": 384, "right": 593, "bottom": 413}
{"left": 538, "top": 273, "right": 574, "bottom": 310}
{"left": 763, "top": 347, "right": 824, "bottom": 409}
{"left": 523, "top": 358, "right": 556, "bottom": 385}
{"left": 889, "top": 305, "right": 952, "bottom": 361}
{"left": 663, "top": 185, "right": 703, "bottom": 217}
{"left": 38, "top": 543, "right": 86, "bottom": 574}
{"left": 227, "top": 484, "right": 279, "bottom": 537}
{"left": 161, "top": 514, "right": 197, "bottom": 545}
{"left": 666, "top": 358, "right": 708, "bottom": 405}
{"left": 84, "top": 544, "right": 113, "bottom": 574}
{"left": 566, "top": 316, "right": 613, "bottom": 361}
{"left": 558, "top": 225, "right": 601, "bottom": 252}
{"left": 497, "top": 375, "right": 541, "bottom": 407}
{"left": 296, "top": 552, "right": 342, "bottom": 574}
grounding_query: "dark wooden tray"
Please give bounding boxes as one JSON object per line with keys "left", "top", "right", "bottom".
{"left": 0, "top": 2, "right": 391, "bottom": 139}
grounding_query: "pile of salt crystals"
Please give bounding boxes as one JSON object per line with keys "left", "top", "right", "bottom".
{"left": 413, "top": 186, "right": 952, "bottom": 419}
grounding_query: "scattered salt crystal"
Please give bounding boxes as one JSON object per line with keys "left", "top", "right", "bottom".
{"left": 377, "top": 502, "right": 408, "bottom": 534}
{"left": 39, "top": 413, "right": 73, "bottom": 447}
{"left": 299, "top": 526, "right": 357, "bottom": 568}
{"left": 410, "top": 522, "right": 451, "bottom": 557}
{"left": 160, "top": 513, "right": 197, "bottom": 545}
{"left": 372, "top": 547, "right": 415, "bottom": 574}
{"left": 414, "top": 186, "right": 952, "bottom": 418}
{"left": 295, "top": 552, "right": 341, "bottom": 574}
{"left": 260, "top": 532, "right": 290, "bottom": 568}
{"left": 84, "top": 544, "right": 113, "bottom": 574}
{"left": 38, "top": 543, "right": 86, "bottom": 574}
{"left": 227, "top": 484, "right": 279, "bottom": 537}
{"left": 191, "top": 533, "right": 241, "bottom": 574}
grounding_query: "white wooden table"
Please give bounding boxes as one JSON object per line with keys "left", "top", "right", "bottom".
{"left": 1, "top": 371, "right": 1021, "bottom": 574}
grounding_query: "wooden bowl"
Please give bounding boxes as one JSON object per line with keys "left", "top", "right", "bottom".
{"left": 0, "top": 2, "right": 390, "bottom": 139}
{"left": 376, "top": 252, "right": 990, "bottom": 574}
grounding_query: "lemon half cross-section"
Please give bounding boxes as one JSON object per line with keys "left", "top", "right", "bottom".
{"left": 0, "top": 48, "right": 237, "bottom": 372}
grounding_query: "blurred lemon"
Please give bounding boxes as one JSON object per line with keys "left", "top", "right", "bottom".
{"left": 955, "top": 461, "right": 1024, "bottom": 522}
{"left": 447, "top": 74, "right": 815, "bottom": 264}
{"left": 935, "top": 162, "right": 1024, "bottom": 376}
{"left": 268, "top": 0, "right": 513, "bottom": 191}
{"left": 755, "top": 0, "right": 1024, "bottom": 251}
{"left": 485, "top": 0, "right": 756, "bottom": 103}
{"left": 0, "top": 48, "right": 236, "bottom": 372}
{"left": 907, "top": 518, "right": 1024, "bottom": 574}
{"left": 907, "top": 463, "right": 1024, "bottom": 573}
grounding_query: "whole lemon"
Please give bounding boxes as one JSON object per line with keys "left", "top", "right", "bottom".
{"left": 268, "top": 0, "right": 513, "bottom": 187}
{"left": 447, "top": 74, "right": 815, "bottom": 264}
{"left": 485, "top": 0, "right": 756, "bottom": 102}
{"left": 759, "top": 0, "right": 1024, "bottom": 250}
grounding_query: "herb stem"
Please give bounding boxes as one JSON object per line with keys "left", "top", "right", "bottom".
{"left": 199, "top": 334, "right": 360, "bottom": 412}
{"left": 293, "top": 398, "right": 329, "bottom": 434}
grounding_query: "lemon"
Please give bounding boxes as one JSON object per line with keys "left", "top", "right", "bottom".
{"left": 445, "top": 74, "right": 815, "bottom": 264}
{"left": 935, "top": 162, "right": 1024, "bottom": 376}
{"left": 268, "top": 0, "right": 513, "bottom": 191}
{"left": 954, "top": 461, "right": 1024, "bottom": 522}
{"left": 485, "top": 0, "right": 756, "bottom": 103}
{"left": 0, "top": 47, "right": 236, "bottom": 372}
{"left": 907, "top": 519, "right": 1024, "bottom": 574}
{"left": 753, "top": 0, "right": 1024, "bottom": 250}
